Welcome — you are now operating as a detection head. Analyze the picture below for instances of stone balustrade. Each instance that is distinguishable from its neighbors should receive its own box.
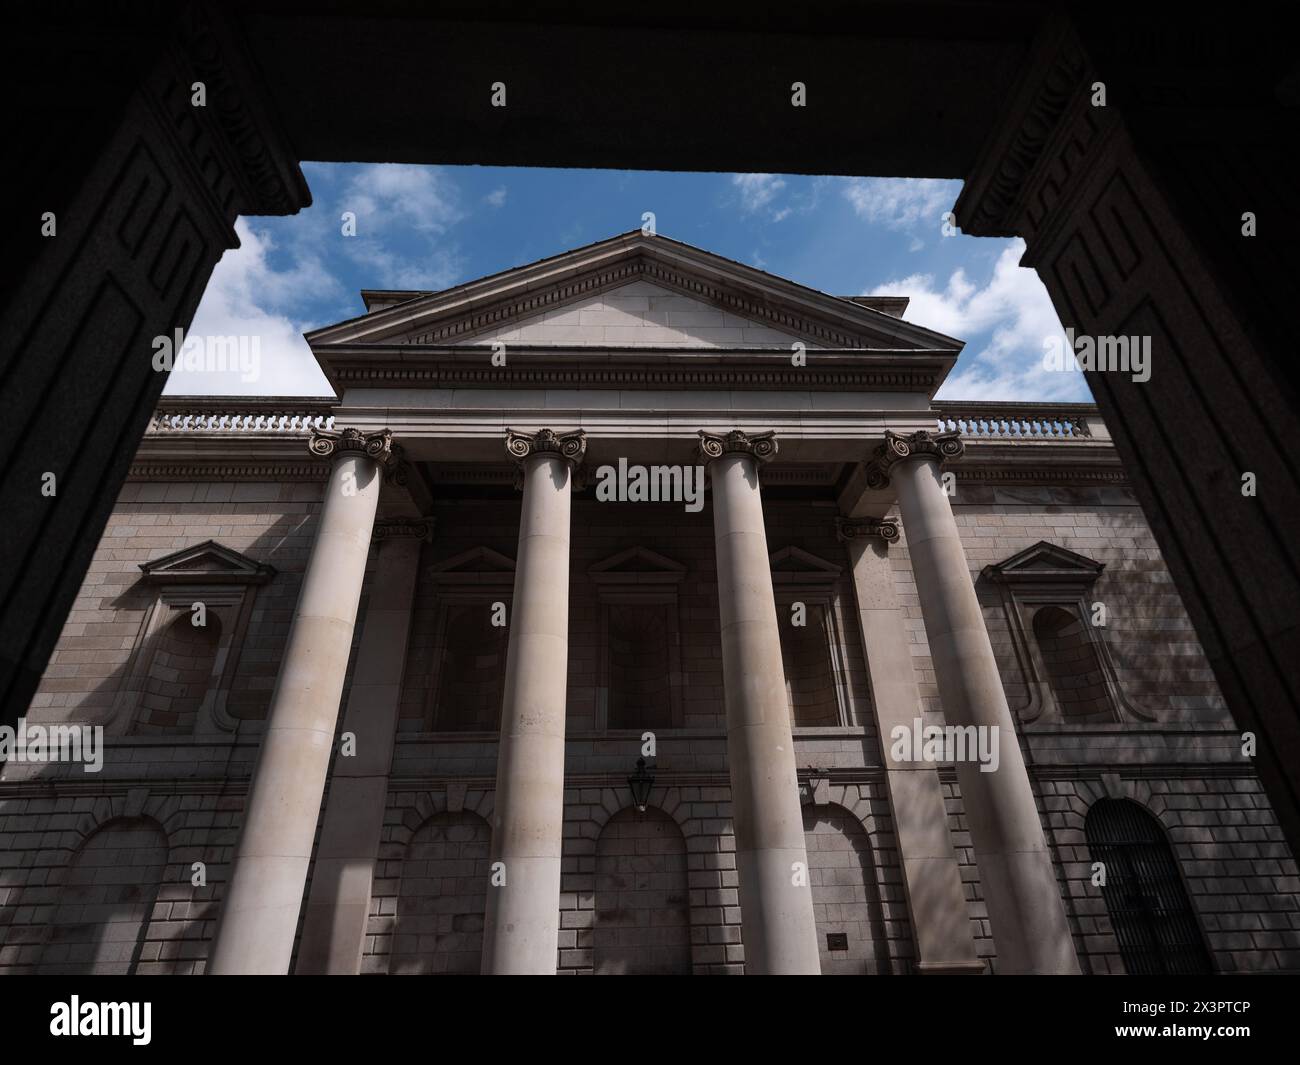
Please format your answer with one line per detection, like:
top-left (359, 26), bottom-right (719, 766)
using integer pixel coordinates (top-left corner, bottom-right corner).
top-left (933, 401), bottom-right (1104, 440)
top-left (148, 400), bottom-right (337, 434)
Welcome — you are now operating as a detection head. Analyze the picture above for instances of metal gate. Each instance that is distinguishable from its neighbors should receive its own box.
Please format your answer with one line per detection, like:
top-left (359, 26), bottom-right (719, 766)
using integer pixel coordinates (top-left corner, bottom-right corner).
top-left (1086, 799), bottom-right (1213, 975)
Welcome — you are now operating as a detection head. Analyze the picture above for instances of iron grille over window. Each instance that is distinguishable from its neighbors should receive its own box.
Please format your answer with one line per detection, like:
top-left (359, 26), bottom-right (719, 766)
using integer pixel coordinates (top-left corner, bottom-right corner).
top-left (1086, 799), bottom-right (1213, 975)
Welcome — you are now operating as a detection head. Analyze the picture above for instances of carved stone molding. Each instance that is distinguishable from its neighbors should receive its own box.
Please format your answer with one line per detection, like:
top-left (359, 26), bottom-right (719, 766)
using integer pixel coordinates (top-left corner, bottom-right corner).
top-left (697, 429), bottom-right (778, 464)
top-left (307, 427), bottom-right (396, 467)
top-left (504, 428), bottom-right (588, 490)
top-left (835, 516), bottom-right (900, 545)
top-left (171, 4), bottom-right (311, 217)
top-left (864, 429), bottom-right (964, 489)
top-left (373, 517), bottom-right (436, 544)
top-left (382, 443), bottom-right (412, 486)
top-left (330, 362), bottom-right (945, 394)
top-left (953, 18), bottom-right (1101, 242)
top-left (405, 257), bottom-right (882, 350)
top-left (504, 428), bottom-right (588, 465)
top-left (129, 462), bottom-right (331, 482)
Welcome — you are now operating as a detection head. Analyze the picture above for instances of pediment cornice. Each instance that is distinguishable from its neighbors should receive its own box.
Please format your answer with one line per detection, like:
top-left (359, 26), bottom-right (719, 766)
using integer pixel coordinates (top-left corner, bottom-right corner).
top-left (318, 347), bottom-right (953, 394)
top-left (307, 232), bottom-right (963, 354)
top-left (981, 540), bottom-right (1105, 585)
top-left (139, 540), bottom-right (276, 584)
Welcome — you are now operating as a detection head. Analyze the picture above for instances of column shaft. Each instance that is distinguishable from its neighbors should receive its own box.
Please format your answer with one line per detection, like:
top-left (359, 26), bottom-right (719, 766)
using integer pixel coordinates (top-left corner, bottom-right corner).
top-left (839, 522), bottom-right (983, 973)
top-left (208, 444), bottom-right (384, 975)
top-left (481, 446), bottom-right (576, 974)
top-left (707, 444), bottom-right (820, 975)
top-left (295, 530), bottom-right (424, 974)
top-left (890, 451), bottom-right (1078, 974)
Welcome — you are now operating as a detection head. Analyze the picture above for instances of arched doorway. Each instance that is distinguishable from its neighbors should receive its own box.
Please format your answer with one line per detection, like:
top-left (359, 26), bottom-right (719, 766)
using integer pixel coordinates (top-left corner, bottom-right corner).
top-left (803, 803), bottom-right (895, 974)
top-left (38, 818), bottom-right (168, 975)
top-left (1086, 798), bottom-right (1212, 974)
top-left (391, 811), bottom-right (492, 974)
top-left (594, 807), bottom-right (691, 974)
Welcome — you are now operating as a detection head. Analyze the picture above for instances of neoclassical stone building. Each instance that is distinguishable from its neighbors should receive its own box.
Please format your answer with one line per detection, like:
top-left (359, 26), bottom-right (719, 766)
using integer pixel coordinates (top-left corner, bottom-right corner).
top-left (3, 233), bottom-right (1297, 976)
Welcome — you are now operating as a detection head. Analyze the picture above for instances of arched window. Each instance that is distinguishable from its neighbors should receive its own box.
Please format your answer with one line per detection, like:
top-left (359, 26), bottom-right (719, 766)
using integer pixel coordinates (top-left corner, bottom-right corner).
top-left (981, 541), bottom-right (1148, 725)
top-left (1086, 799), bottom-right (1212, 974)
top-left (1032, 605), bottom-right (1112, 722)
top-left (136, 611), bottom-right (222, 734)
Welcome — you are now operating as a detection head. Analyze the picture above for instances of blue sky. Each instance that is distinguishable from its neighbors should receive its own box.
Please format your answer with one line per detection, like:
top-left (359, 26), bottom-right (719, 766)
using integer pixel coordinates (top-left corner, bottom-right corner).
top-left (169, 163), bottom-right (1086, 401)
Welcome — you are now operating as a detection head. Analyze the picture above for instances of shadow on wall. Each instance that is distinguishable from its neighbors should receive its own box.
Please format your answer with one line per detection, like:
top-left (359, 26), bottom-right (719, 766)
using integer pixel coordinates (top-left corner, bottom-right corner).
top-left (34, 817), bottom-right (168, 975)
top-left (594, 806), bottom-right (691, 976)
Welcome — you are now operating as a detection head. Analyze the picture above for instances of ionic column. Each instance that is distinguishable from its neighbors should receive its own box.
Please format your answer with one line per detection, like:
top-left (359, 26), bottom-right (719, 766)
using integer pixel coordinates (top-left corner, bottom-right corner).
top-left (866, 430), bottom-right (1078, 974)
top-left (295, 517), bottom-right (431, 974)
top-left (836, 516), bottom-right (984, 974)
top-left (698, 430), bottom-right (820, 975)
top-left (208, 427), bottom-right (392, 975)
top-left (481, 428), bottom-right (585, 975)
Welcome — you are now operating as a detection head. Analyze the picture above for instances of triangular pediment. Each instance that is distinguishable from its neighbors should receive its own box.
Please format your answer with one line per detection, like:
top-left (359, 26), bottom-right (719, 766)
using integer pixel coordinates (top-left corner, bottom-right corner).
top-left (982, 541), bottom-right (1105, 585)
top-left (428, 546), bottom-right (516, 585)
top-left (769, 546), bottom-right (842, 583)
top-left (454, 278), bottom-right (813, 348)
top-left (590, 546), bottom-right (687, 584)
top-left (307, 232), bottom-right (962, 353)
top-left (139, 541), bottom-right (275, 584)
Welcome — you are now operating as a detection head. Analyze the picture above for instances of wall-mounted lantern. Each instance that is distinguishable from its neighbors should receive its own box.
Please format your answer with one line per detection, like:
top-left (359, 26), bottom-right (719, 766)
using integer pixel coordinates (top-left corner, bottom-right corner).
top-left (627, 757), bottom-right (655, 813)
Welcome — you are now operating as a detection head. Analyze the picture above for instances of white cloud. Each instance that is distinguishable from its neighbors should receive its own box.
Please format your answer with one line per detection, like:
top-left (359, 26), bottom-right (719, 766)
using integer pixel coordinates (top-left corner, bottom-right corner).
top-left (339, 164), bottom-right (465, 288)
top-left (842, 177), bottom-right (959, 233)
top-left (345, 164), bottom-right (463, 234)
top-left (732, 173), bottom-right (786, 214)
top-left (163, 219), bottom-right (334, 397)
top-left (484, 186), bottom-right (508, 208)
top-left (869, 239), bottom-right (1089, 401)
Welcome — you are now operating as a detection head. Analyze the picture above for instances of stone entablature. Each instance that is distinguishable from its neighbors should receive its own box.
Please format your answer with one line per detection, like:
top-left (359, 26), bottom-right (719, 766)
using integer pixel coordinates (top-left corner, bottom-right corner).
top-left (134, 397), bottom-right (1127, 488)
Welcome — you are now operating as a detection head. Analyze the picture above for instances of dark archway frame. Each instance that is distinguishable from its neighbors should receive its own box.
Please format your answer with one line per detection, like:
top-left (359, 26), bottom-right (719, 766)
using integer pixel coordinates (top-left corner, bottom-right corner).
top-left (4, 3), bottom-right (1297, 858)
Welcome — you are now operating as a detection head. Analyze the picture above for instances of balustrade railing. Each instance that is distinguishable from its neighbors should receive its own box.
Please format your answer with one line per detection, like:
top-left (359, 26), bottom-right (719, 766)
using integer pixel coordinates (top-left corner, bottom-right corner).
top-left (148, 400), bottom-right (336, 434)
top-left (932, 402), bottom-right (1102, 440)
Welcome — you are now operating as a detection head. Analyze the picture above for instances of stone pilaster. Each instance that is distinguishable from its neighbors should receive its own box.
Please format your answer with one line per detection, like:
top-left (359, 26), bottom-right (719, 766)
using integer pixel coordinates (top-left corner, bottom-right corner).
top-left (207, 428), bottom-right (391, 975)
top-left (481, 428), bottom-right (585, 974)
top-left (836, 515), bottom-right (984, 973)
top-left (698, 429), bottom-right (821, 975)
top-left (866, 429), bottom-right (1078, 974)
